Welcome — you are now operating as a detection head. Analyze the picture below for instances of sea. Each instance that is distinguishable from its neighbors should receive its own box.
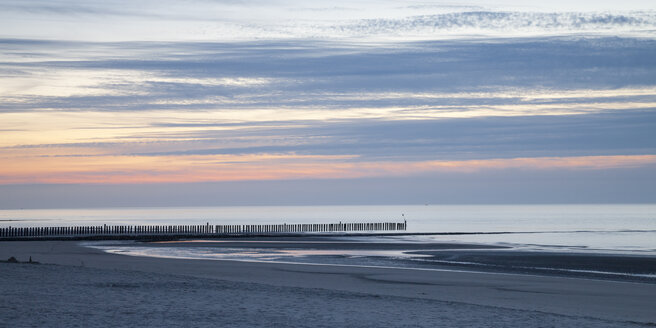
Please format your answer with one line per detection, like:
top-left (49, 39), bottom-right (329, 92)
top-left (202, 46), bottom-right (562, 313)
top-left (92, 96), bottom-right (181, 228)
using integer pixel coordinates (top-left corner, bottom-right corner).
top-left (2, 204), bottom-right (655, 255)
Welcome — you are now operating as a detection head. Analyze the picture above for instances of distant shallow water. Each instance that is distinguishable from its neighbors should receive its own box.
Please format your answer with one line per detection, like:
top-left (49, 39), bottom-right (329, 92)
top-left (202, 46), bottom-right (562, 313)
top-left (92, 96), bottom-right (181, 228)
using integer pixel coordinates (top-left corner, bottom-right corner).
top-left (3, 204), bottom-right (655, 254)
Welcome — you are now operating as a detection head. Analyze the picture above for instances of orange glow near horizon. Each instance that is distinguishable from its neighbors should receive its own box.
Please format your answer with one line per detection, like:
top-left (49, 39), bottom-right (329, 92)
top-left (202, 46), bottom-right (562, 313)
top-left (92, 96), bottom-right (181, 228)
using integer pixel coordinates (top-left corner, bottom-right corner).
top-left (1, 154), bottom-right (655, 184)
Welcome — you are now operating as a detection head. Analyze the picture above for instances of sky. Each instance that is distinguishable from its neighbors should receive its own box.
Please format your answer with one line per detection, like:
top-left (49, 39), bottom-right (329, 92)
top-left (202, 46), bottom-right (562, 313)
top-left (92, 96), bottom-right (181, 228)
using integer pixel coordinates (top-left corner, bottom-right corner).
top-left (1, 0), bottom-right (655, 208)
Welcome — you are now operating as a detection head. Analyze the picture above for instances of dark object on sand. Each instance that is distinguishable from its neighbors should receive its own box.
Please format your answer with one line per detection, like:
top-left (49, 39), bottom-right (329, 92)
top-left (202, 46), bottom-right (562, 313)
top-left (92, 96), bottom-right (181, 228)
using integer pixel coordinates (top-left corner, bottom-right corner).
top-left (3, 256), bottom-right (39, 264)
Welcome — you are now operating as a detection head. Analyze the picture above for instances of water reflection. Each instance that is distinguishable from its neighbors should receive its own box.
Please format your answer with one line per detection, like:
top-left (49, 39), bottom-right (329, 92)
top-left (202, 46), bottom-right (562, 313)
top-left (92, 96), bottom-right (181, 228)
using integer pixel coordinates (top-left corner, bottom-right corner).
top-left (94, 245), bottom-right (425, 262)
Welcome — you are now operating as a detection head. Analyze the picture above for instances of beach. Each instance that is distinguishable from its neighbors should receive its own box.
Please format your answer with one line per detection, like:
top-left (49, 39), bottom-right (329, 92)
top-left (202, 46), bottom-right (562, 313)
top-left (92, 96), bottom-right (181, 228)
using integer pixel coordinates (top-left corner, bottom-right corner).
top-left (1, 240), bottom-right (655, 327)
top-left (3, 0), bottom-right (656, 325)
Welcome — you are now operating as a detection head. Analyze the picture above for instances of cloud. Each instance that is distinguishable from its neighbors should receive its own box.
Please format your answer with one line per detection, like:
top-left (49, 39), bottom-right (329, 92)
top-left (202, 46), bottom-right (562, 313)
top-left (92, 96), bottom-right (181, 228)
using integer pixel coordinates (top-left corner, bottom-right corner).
top-left (335, 11), bottom-right (656, 37)
top-left (2, 37), bottom-right (656, 116)
top-left (1, 37), bottom-right (655, 188)
top-left (31, 110), bottom-right (641, 163)
top-left (2, 108), bottom-right (655, 184)
top-left (2, 0), bottom-right (656, 41)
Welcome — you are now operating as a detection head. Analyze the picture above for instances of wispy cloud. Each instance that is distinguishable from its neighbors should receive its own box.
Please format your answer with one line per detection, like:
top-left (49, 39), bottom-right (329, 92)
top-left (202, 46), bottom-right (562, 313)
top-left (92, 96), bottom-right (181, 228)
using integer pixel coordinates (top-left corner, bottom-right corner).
top-left (2, 1), bottom-right (656, 40)
top-left (2, 38), bottom-right (656, 113)
top-left (333, 11), bottom-right (656, 38)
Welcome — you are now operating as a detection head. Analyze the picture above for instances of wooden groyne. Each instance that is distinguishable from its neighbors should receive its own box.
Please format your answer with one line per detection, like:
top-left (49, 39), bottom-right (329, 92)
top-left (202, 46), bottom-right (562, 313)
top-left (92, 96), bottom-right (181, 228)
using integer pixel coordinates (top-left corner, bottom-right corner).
top-left (0, 221), bottom-right (406, 240)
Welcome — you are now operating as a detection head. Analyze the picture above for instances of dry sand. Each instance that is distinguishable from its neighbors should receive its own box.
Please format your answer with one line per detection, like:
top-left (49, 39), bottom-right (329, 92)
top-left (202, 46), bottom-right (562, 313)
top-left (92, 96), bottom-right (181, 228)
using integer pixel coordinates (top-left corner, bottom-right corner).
top-left (1, 241), bottom-right (655, 327)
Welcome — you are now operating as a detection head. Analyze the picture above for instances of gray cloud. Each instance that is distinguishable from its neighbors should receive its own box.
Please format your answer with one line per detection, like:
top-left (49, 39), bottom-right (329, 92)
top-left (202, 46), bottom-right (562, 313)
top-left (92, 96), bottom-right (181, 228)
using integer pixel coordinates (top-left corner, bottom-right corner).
top-left (116, 110), bottom-right (656, 161)
top-left (2, 37), bottom-right (656, 113)
top-left (6, 110), bottom-right (654, 162)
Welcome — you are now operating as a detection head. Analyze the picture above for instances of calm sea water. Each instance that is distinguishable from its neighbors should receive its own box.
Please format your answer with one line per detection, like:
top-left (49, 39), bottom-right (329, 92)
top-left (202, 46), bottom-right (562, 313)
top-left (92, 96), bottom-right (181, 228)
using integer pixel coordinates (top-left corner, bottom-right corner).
top-left (1, 204), bottom-right (655, 254)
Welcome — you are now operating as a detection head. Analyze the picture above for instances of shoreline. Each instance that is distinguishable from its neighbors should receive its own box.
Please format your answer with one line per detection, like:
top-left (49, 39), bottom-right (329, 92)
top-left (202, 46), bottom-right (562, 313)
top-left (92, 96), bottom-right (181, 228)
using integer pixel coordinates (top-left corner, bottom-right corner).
top-left (1, 240), bottom-right (655, 326)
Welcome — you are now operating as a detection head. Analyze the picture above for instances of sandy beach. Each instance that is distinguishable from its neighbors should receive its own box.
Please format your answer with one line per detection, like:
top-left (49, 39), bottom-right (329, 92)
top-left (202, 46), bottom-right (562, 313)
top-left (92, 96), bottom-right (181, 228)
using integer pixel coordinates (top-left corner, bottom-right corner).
top-left (1, 240), bottom-right (655, 327)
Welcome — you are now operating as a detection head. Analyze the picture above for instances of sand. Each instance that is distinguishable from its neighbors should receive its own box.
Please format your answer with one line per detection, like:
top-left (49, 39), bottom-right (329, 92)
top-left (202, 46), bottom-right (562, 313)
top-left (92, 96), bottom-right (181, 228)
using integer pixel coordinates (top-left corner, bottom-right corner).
top-left (1, 241), bottom-right (655, 327)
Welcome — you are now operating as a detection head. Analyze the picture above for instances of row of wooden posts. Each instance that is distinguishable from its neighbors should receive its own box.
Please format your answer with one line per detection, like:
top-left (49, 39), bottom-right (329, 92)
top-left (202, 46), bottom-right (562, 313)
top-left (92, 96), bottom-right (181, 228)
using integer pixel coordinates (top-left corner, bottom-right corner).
top-left (0, 221), bottom-right (407, 238)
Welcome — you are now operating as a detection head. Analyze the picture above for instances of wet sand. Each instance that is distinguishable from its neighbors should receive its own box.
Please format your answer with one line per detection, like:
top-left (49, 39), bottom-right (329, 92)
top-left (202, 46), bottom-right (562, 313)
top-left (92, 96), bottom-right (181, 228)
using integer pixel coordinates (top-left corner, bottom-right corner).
top-left (146, 238), bottom-right (510, 250)
top-left (1, 240), bottom-right (655, 327)
top-left (406, 250), bottom-right (656, 282)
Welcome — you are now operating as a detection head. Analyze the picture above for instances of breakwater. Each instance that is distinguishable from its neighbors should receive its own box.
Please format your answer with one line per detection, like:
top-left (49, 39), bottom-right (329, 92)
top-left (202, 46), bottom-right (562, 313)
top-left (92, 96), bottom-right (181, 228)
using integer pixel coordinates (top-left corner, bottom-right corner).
top-left (0, 221), bottom-right (407, 240)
